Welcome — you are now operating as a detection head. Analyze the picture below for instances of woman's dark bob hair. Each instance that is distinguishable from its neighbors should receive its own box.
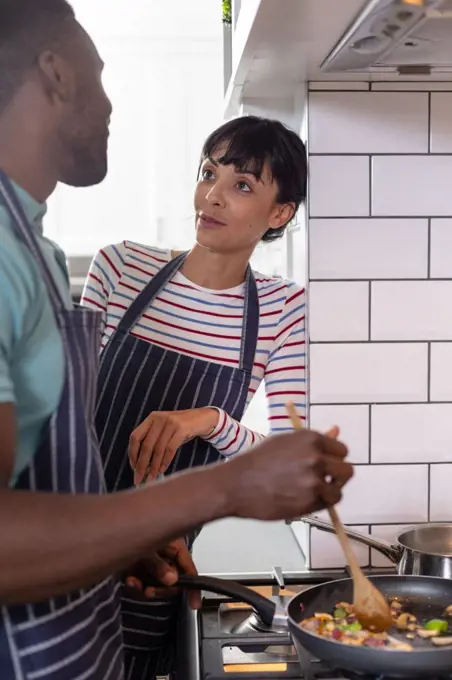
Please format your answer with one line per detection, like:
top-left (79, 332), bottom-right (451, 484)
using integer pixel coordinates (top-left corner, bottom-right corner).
top-left (200, 115), bottom-right (307, 243)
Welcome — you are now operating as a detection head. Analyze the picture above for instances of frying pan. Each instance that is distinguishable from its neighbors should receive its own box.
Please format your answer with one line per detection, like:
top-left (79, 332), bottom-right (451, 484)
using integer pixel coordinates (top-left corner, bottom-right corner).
top-left (287, 574), bottom-right (452, 677)
top-left (143, 573), bottom-right (452, 677)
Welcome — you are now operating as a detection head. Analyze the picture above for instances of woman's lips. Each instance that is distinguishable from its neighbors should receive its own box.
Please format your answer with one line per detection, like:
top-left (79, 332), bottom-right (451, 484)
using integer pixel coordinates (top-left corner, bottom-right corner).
top-left (199, 213), bottom-right (226, 228)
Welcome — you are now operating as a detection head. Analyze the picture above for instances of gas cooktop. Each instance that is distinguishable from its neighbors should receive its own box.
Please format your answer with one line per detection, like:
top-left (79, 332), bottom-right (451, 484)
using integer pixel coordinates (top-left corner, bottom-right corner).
top-left (176, 568), bottom-right (452, 680)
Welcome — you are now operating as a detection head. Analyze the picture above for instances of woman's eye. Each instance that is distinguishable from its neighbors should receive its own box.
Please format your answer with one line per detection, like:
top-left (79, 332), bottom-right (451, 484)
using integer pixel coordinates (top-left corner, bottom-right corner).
top-left (237, 180), bottom-right (251, 192)
top-left (202, 168), bottom-right (214, 180)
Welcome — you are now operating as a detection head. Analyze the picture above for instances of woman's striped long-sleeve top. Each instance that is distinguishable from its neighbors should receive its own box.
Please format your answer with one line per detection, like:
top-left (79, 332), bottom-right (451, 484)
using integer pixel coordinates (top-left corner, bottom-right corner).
top-left (81, 241), bottom-right (306, 456)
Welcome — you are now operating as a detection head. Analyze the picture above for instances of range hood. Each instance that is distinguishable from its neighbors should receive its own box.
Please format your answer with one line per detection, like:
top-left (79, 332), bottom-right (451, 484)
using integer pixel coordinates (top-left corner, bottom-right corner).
top-left (322, 0), bottom-right (452, 74)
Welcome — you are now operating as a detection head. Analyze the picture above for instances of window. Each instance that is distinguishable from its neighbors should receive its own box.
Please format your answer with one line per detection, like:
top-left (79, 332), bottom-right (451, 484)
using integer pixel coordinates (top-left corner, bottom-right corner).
top-left (45, 0), bottom-right (224, 255)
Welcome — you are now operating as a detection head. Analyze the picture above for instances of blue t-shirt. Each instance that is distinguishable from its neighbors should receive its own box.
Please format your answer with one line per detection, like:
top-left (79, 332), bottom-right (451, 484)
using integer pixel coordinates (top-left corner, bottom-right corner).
top-left (0, 181), bottom-right (72, 486)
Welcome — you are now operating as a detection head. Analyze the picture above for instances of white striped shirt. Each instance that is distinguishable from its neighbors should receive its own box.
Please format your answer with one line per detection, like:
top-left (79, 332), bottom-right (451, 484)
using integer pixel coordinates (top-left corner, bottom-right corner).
top-left (81, 242), bottom-right (306, 456)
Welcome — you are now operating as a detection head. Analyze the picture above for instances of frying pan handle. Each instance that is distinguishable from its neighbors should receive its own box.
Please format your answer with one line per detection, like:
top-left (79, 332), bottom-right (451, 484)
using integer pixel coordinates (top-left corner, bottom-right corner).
top-left (301, 515), bottom-right (401, 563)
top-left (131, 573), bottom-right (276, 627)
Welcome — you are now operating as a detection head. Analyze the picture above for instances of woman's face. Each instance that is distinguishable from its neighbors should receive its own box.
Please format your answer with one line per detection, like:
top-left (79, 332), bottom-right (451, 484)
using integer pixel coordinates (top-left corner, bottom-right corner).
top-left (193, 150), bottom-right (294, 255)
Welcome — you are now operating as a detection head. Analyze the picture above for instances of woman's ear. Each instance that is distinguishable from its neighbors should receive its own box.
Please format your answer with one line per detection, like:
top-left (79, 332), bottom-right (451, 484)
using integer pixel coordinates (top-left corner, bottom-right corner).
top-left (268, 202), bottom-right (296, 230)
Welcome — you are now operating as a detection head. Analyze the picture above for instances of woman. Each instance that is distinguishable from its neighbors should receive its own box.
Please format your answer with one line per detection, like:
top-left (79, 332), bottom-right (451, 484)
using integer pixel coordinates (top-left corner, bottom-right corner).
top-left (82, 115), bottom-right (307, 679)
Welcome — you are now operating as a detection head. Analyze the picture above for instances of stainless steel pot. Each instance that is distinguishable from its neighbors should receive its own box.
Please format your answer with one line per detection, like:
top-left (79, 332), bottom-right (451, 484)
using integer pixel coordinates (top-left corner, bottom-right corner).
top-left (302, 515), bottom-right (452, 578)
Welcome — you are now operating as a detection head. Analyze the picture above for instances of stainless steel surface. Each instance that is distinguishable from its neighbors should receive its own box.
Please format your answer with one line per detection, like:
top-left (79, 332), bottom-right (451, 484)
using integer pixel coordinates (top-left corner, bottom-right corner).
top-left (272, 565), bottom-right (285, 589)
top-left (176, 595), bottom-right (200, 680)
top-left (399, 524), bottom-right (452, 556)
top-left (303, 515), bottom-right (452, 578)
top-left (230, 595), bottom-right (289, 635)
top-left (222, 642), bottom-right (296, 665)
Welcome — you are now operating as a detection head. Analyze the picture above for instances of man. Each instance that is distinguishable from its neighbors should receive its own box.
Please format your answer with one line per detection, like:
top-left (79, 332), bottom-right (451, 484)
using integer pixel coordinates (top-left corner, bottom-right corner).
top-left (0, 1), bottom-right (353, 678)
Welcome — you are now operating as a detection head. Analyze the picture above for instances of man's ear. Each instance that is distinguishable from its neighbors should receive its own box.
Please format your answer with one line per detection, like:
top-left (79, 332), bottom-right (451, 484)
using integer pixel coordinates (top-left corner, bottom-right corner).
top-left (37, 50), bottom-right (76, 103)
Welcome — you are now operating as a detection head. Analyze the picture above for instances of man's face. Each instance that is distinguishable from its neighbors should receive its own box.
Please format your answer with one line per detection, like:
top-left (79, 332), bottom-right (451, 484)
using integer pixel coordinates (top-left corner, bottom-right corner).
top-left (54, 24), bottom-right (112, 188)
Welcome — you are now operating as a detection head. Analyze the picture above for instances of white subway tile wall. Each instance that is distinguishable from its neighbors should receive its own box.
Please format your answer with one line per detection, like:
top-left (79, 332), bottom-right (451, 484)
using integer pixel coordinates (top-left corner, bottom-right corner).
top-left (430, 219), bottom-right (452, 278)
top-left (309, 282), bottom-right (369, 342)
top-left (310, 405), bottom-right (369, 465)
top-left (307, 83), bottom-right (452, 568)
top-left (309, 155), bottom-right (370, 217)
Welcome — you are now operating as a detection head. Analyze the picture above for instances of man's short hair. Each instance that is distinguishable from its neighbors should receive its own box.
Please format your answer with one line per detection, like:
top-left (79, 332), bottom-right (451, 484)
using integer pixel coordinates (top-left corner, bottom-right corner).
top-left (0, 0), bottom-right (75, 112)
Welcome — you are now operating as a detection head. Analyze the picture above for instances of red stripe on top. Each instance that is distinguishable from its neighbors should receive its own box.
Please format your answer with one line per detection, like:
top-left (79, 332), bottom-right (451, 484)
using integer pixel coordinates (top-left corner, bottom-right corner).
top-left (109, 301), bottom-right (128, 311)
top-left (158, 296), bottom-right (243, 319)
top-left (126, 243), bottom-right (168, 264)
top-left (88, 272), bottom-right (108, 297)
top-left (260, 308), bottom-right (283, 319)
top-left (129, 331), bottom-right (238, 363)
top-left (209, 410), bottom-right (228, 439)
top-left (283, 340), bottom-right (306, 349)
top-left (82, 297), bottom-right (106, 311)
top-left (259, 284), bottom-right (286, 300)
top-left (266, 390), bottom-right (306, 398)
top-left (127, 262), bottom-right (156, 277)
top-left (141, 312), bottom-right (243, 341)
top-left (100, 249), bottom-right (121, 279)
top-left (119, 281), bottom-right (141, 294)
top-left (286, 289), bottom-right (305, 305)
top-left (265, 364), bottom-right (305, 377)
top-left (221, 422), bottom-right (240, 452)
top-left (269, 414), bottom-right (306, 422)
top-left (275, 316), bottom-right (304, 341)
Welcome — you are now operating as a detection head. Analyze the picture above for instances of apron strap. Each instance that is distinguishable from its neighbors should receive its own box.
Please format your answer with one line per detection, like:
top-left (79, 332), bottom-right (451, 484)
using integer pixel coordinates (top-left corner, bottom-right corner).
top-left (0, 170), bottom-right (65, 311)
top-left (115, 251), bottom-right (259, 374)
top-left (240, 267), bottom-right (259, 374)
top-left (115, 251), bottom-right (189, 334)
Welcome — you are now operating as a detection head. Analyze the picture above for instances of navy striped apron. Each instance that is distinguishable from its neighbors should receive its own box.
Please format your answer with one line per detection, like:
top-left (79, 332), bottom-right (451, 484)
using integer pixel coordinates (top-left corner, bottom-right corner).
top-left (95, 253), bottom-right (259, 679)
top-left (0, 172), bottom-right (124, 680)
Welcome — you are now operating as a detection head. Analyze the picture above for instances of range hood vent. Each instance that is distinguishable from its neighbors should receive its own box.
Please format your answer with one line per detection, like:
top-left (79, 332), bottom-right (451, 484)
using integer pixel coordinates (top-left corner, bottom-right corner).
top-left (321, 0), bottom-right (452, 73)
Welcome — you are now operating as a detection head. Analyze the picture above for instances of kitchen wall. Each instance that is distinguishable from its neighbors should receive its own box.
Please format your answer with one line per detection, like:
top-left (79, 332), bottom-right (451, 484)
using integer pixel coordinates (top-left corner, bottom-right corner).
top-left (297, 80), bottom-right (452, 569)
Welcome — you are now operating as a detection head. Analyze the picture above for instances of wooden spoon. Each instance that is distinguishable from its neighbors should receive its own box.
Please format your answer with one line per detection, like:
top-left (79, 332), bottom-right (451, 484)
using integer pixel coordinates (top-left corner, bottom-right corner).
top-left (285, 402), bottom-right (392, 633)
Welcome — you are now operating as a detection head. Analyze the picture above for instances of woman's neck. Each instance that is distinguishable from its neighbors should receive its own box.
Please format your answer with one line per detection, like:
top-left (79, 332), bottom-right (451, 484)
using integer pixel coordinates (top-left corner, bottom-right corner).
top-left (180, 244), bottom-right (252, 290)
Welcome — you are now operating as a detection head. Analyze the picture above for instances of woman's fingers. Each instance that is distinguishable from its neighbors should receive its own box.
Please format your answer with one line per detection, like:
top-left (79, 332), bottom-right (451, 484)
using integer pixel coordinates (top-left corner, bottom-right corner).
top-left (147, 423), bottom-right (178, 479)
top-left (132, 418), bottom-right (165, 485)
top-left (128, 417), bottom-right (153, 468)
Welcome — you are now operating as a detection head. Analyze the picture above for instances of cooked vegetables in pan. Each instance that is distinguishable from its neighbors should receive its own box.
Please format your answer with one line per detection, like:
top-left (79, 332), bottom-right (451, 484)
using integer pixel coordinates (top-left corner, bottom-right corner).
top-left (300, 598), bottom-right (452, 650)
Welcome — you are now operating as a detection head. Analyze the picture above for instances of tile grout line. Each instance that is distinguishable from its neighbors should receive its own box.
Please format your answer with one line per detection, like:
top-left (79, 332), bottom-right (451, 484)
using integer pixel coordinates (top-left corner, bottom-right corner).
top-left (310, 277), bottom-right (452, 282)
top-left (311, 340), bottom-right (450, 344)
top-left (310, 215), bottom-right (452, 220)
top-left (312, 401), bottom-right (452, 406)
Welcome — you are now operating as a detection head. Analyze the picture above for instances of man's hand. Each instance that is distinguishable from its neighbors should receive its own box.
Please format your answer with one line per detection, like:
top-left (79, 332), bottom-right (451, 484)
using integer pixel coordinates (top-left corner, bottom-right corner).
top-left (129, 408), bottom-right (219, 485)
top-left (221, 429), bottom-right (353, 521)
top-left (124, 538), bottom-right (201, 609)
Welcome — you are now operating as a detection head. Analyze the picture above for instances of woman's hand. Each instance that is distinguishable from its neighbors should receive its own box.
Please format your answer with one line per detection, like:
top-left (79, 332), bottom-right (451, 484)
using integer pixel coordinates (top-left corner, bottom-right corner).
top-left (129, 408), bottom-right (219, 485)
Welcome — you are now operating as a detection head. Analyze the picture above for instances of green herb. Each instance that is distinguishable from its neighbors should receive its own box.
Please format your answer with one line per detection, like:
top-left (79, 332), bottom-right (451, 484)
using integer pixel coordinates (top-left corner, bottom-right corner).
top-left (222, 0), bottom-right (232, 24)
top-left (425, 619), bottom-right (448, 633)
top-left (345, 622), bottom-right (362, 632)
top-left (334, 608), bottom-right (347, 619)
top-left (339, 621), bottom-right (362, 632)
